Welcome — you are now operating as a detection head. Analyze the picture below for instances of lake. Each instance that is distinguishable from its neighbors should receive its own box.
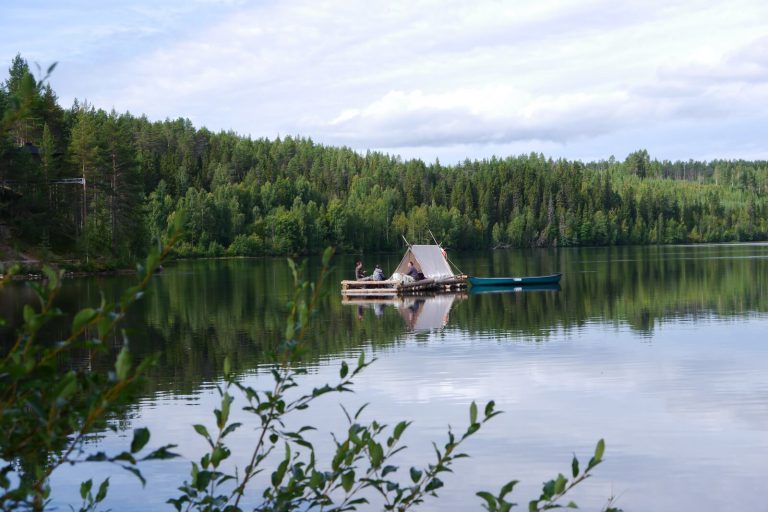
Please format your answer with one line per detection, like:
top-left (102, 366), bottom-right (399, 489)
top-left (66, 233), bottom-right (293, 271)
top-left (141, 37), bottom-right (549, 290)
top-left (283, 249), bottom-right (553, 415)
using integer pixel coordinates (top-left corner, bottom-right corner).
top-left (2, 243), bottom-right (768, 511)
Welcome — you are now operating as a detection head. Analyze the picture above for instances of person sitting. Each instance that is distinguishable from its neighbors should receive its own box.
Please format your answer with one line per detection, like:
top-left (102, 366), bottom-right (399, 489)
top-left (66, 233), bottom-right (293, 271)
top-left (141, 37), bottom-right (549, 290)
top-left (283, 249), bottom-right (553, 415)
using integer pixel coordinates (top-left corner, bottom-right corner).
top-left (372, 264), bottom-right (385, 281)
top-left (406, 261), bottom-right (422, 281)
top-left (355, 260), bottom-right (368, 280)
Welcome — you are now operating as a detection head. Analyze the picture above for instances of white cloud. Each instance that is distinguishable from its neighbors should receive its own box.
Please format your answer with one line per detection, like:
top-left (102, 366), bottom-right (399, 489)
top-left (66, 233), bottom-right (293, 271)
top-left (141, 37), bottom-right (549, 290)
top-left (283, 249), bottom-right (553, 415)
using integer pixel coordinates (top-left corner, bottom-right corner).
top-left (3, 0), bottom-right (768, 161)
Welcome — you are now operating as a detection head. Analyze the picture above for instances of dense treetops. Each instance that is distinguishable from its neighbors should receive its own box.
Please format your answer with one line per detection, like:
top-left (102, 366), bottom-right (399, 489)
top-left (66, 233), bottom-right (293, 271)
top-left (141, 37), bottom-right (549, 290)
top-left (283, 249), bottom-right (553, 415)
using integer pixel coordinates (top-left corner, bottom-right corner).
top-left (1, 55), bottom-right (767, 263)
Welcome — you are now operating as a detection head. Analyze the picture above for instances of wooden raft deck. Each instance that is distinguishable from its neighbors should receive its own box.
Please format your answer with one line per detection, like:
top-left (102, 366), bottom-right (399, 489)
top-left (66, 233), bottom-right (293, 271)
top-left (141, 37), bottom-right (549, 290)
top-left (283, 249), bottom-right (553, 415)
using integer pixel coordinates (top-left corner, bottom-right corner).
top-left (341, 276), bottom-right (467, 296)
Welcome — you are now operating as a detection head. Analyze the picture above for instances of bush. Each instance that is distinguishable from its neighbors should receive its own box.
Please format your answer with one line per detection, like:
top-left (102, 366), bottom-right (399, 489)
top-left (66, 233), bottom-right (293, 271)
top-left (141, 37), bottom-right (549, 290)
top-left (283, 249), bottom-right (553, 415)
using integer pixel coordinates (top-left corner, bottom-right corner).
top-left (226, 233), bottom-right (264, 256)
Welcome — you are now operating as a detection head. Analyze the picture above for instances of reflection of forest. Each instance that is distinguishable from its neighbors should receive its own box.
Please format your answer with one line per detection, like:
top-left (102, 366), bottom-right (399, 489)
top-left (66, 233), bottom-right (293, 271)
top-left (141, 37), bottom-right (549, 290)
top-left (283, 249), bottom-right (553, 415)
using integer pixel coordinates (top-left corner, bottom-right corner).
top-left (2, 245), bottom-right (767, 394)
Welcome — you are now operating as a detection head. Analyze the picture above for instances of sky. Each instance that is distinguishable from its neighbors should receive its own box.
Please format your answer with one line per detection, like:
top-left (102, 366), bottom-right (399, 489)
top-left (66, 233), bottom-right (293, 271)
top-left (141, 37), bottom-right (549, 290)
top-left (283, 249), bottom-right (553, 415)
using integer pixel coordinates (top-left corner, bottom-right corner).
top-left (2, 0), bottom-right (767, 164)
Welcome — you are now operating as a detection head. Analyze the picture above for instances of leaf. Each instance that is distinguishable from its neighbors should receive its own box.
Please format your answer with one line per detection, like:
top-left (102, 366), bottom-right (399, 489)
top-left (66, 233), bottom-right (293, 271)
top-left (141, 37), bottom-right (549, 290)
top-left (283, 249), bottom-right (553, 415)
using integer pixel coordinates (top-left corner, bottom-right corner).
top-left (340, 360), bottom-right (349, 379)
top-left (145, 251), bottom-right (159, 274)
top-left (571, 455), bottom-right (579, 478)
top-left (370, 442), bottom-right (384, 467)
top-left (341, 470), bottom-right (355, 492)
top-left (484, 400), bottom-right (496, 417)
top-left (477, 491), bottom-right (497, 511)
top-left (126, 285), bottom-right (147, 308)
top-left (211, 446), bottom-right (230, 467)
top-left (499, 479), bottom-right (519, 499)
top-left (71, 308), bottom-right (96, 334)
top-left (554, 473), bottom-right (567, 495)
top-left (97, 316), bottom-right (113, 339)
top-left (115, 346), bottom-right (132, 381)
top-left (410, 467), bottom-right (422, 483)
top-left (113, 451), bottom-right (137, 464)
top-left (218, 393), bottom-right (232, 429)
top-left (425, 477), bottom-right (444, 492)
top-left (23, 304), bottom-right (34, 325)
top-left (463, 422), bottom-right (481, 439)
top-left (286, 258), bottom-right (298, 283)
top-left (594, 438), bottom-right (605, 463)
top-left (285, 320), bottom-right (295, 341)
top-left (309, 470), bottom-right (324, 488)
top-left (355, 403), bottom-right (369, 420)
top-left (130, 427), bottom-right (150, 453)
top-left (42, 266), bottom-right (60, 292)
top-left (588, 439), bottom-right (605, 470)
top-left (393, 420), bottom-right (409, 440)
top-left (173, 208), bottom-right (186, 233)
top-left (322, 246), bottom-right (334, 268)
top-left (194, 469), bottom-right (213, 491)
top-left (382, 465), bottom-right (398, 477)
top-left (221, 422), bottom-right (242, 438)
top-left (470, 401), bottom-right (478, 425)
top-left (121, 465), bottom-right (146, 487)
top-left (80, 479), bottom-right (93, 500)
top-left (55, 372), bottom-right (77, 401)
top-left (142, 445), bottom-right (179, 460)
top-left (541, 479), bottom-right (555, 499)
top-left (271, 459), bottom-right (289, 487)
top-left (95, 478), bottom-right (110, 503)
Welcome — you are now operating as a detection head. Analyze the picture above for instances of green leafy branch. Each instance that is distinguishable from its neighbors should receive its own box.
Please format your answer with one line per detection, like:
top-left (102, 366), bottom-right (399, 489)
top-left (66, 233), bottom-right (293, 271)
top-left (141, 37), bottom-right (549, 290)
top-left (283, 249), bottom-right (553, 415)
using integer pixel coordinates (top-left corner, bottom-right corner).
top-left (476, 439), bottom-right (622, 512)
top-left (0, 213), bottom-right (185, 511)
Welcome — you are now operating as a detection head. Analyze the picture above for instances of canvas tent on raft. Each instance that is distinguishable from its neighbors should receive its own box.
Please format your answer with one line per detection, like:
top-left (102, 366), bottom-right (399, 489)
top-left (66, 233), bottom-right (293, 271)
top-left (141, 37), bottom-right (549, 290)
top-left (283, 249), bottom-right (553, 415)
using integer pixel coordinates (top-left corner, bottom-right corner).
top-left (391, 245), bottom-right (455, 280)
top-left (340, 244), bottom-right (466, 296)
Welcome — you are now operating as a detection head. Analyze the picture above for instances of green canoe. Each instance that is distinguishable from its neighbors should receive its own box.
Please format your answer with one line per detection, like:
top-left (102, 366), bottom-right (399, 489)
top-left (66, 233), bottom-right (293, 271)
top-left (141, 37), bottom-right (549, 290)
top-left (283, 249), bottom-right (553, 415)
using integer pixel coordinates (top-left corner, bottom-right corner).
top-left (468, 273), bottom-right (562, 287)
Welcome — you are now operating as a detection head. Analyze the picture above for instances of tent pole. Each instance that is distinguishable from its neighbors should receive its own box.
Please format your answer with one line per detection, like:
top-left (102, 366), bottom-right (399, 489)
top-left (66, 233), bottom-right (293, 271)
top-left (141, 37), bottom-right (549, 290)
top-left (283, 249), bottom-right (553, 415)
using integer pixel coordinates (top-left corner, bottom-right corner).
top-left (401, 235), bottom-right (411, 247)
top-left (446, 254), bottom-right (465, 277)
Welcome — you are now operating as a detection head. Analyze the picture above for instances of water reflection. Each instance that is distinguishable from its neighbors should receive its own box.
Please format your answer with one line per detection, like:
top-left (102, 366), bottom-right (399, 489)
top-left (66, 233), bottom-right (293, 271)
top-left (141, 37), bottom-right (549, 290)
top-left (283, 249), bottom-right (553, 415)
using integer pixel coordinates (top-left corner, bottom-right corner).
top-left (343, 293), bottom-right (466, 331)
top-left (2, 244), bottom-right (768, 511)
top-left (469, 283), bottom-right (561, 295)
top-left (2, 244), bottom-right (767, 384)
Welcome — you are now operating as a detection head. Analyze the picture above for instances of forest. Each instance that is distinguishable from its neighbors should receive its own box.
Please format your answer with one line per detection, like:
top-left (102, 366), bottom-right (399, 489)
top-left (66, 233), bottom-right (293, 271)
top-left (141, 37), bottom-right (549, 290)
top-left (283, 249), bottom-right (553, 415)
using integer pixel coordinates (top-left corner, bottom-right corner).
top-left (2, 55), bottom-right (767, 265)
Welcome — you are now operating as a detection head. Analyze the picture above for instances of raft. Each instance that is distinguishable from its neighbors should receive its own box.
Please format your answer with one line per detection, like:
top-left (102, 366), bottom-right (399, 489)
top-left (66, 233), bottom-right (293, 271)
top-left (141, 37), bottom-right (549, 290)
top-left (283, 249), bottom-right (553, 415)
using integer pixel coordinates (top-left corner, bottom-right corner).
top-left (341, 245), bottom-right (467, 296)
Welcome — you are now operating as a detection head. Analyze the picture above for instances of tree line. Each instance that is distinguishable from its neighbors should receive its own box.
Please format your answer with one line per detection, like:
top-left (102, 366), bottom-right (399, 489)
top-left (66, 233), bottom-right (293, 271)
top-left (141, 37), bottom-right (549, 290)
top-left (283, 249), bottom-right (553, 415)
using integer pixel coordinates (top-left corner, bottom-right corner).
top-left (1, 55), bottom-right (767, 264)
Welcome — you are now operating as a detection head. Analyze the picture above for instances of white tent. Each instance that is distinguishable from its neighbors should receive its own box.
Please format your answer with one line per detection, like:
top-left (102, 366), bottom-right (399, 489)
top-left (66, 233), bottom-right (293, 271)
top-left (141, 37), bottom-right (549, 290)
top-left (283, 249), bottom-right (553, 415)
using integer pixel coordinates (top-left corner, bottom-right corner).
top-left (391, 245), bottom-right (454, 280)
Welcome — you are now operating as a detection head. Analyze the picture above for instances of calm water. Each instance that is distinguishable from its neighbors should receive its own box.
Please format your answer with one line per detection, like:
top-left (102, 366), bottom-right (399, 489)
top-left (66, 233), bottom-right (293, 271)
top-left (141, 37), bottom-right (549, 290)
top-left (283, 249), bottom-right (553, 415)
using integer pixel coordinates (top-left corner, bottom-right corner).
top-left (3, 244), bottom-right (768, 511)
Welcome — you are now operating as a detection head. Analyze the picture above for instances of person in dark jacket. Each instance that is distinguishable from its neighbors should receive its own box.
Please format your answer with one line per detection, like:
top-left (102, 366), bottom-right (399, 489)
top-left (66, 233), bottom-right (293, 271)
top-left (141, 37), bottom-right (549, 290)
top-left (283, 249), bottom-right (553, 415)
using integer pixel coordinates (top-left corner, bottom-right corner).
top-left (372, 264), bottom-right (385, 281)
top-left (406, 261), bottom-right (422, 280)
top-left (355, 260), bottom-right (369, 280)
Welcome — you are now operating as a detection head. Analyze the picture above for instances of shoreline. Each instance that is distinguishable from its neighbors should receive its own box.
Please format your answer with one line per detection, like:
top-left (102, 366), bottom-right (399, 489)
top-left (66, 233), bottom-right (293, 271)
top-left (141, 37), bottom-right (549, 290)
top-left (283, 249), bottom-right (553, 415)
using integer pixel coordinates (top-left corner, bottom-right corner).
top-left (1, 266), bottom-right (139, 281)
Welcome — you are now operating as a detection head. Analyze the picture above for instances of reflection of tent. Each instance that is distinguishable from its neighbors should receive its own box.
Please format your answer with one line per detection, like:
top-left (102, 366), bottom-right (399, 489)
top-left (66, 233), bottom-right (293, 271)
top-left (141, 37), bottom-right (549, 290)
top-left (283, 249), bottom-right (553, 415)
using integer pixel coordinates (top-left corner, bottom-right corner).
top-left (341, 293), bottom-right (465, 331)
top-left (398, 294), bottom-right (458, 331)
top-left (391, 245), bottom-right (454, 280)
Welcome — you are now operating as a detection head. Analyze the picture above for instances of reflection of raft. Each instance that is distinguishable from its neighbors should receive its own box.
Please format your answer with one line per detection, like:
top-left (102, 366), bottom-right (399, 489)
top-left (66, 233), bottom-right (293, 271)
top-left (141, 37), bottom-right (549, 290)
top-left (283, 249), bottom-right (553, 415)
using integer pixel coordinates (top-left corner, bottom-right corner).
top-left (342, 293), bottom-right (466, 331)
top-left (341, 245), bottom-right (467, 296)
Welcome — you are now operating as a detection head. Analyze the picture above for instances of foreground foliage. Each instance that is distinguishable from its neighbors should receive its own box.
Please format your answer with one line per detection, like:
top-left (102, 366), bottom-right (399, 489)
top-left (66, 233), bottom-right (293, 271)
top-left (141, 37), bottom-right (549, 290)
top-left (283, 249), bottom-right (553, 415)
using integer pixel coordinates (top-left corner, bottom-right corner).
top-left (0, 218), bottom-right (183, 511)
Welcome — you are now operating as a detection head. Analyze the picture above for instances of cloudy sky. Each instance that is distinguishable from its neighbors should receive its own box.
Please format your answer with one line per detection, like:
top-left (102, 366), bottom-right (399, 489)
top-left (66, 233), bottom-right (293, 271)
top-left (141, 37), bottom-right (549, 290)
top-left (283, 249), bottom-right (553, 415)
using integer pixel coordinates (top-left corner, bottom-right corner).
top-left (2, 0), bottom-right (767, 163)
